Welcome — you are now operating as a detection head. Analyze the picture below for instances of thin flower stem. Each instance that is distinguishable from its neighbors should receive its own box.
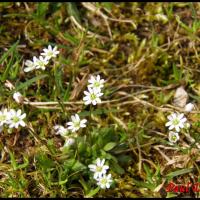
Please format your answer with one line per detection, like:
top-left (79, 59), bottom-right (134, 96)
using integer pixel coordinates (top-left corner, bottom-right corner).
top-left (89, 104), bottom-right (93, 121)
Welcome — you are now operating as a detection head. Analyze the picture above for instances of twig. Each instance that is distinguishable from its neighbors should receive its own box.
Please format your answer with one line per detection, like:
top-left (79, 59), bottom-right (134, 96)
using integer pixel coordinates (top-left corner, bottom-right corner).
top-left (153, 146), bottom-right (171, 163)
top-left (22, 96), bottom-right (200, 114)
top-left (81, 3), bottom-right (137, 31)
top-left (70, 15), bottom-right (108, 40)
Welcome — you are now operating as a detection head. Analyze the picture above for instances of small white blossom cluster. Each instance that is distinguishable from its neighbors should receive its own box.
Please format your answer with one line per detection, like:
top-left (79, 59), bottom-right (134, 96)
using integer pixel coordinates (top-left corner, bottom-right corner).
top-left (165, 112), bottom-right (189, 144)
top-left (54, 114), bottom-right (87, 149)
top-left (24, 45), bottom-right (59, 72)
top-left (54, 124), bottom-right (75, 149)
top-left (54, 75), bottom-right (105, 150)
top-left (83, 75), bottom-right (105, 105)
top-left (88, 158), bottom-right (113, 189)
top-left (0, 108), bottom-right (26, 132)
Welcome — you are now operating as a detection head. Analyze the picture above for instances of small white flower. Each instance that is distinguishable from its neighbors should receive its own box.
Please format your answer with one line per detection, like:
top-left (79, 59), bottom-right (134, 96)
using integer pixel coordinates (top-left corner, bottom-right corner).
top-left (184, 122), bottom-right (191, 129)
top-left (24, 59), bottom-right (36, 72)
top-left (88, 75), bottom-right (105, 92)
top-left (0, 108), bottom-right (11, 126)
top-left (41, 45), bottom-right (60, 60)
top-left (33, 56), bottom-right (49, 70)
top-left (165, 112), bottom-right (187, 132)
top-left (83, 87), bottom-right (103, 105)
top-left (168, 131), bottom-right (180, 144)
top-left (96, 174), bottom-right (113, 189)
top-left (8, 109), bottom-right (26, 129)
top-left (63, 137), bottom-right (75, 148)
top-left (54, 125), bottom-right (69, 137)
top-left (13, 92), bottom-right (23, 104)
top-left (66, 114), bottom-right (87, 133)
top-left (88, 158), bottom-right (109, 180)
top-left (184, 103), bottom-right (194, 112)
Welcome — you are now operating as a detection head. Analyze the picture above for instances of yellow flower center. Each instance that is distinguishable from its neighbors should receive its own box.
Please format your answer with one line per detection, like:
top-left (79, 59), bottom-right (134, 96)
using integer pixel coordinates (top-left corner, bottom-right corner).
top-left (172, 119), bottom-right (179, 125)
top-left (100, 178), bottom-right (107, 185)
top-left (0, 115), bottom-right (6, 121)
top-left (47, 52), bottom-right (53, 56)
top-left (91, 93), bottom-right (97, 100)
top-left (96, 166), bottom-right (102, 172)
top-left (74, 121), bottom-right (80, 128)
top-left (94, 82), bottom-right (100, 87)
top-left (12, 116), bottom-right (20, 123)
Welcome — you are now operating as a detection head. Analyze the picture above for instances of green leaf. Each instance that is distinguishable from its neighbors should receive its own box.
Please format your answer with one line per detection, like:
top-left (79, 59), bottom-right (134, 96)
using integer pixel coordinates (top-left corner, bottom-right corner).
top-left (64, 158), bottom-right (86, 172)
top-left (79, 178), bottom-right (89, 194)
top-left (36, 153), bottom-right (55, 170)
top-left (16, 156), bottom-right (29, 170)
top-left (176, 15), bottom-right (193, 33)
top-left (166, 192), bottom-right (178, 198)
top-left (86, 187), bottom-right (100, 198)
top-left (143, 163), bottom-right (154, 184)
top-left (0, 41), bottom-right (19, 82)
top-left (101, 2), bottom-right (114, 10)
top-left (51, 177), bottom-right (68, 186)
top-left (173, 63), bottom-right (182, 81)
top-left (189, 93), bottom-right (200, 102)
top-left (67, 3), bottom-right (81, 24)
top-left (132, 178), bottom-right (156, 190)
top-left (117, 155), bottom-right (133, 165)
top-left (166, 168), bottom-right (193, 179)
top-left (0, 40), bottom-right (18, 65)
top-left (8, 150), bottom-right (17, 170)
top-left (111, 161), bottom-right (125, 175)
top-left (63, 74), bottom-right (72, 101)
top-left (103, 142), bottom-right (117, 151)
top-left (72, 160), bottom-right (86, 171)
top-left (15, 74), bottom-right (48, 91)
top-left (36, 3), bottom-right (49, 19)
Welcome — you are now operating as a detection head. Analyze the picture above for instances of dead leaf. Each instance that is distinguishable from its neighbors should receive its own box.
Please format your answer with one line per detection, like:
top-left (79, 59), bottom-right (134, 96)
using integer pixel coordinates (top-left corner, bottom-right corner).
top-left (173, 86), bottom-right (188, 108)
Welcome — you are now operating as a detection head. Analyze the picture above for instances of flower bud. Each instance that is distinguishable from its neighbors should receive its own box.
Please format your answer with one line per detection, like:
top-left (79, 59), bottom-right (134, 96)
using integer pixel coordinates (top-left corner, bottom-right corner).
top-left (13, 92), bottom-right (24, 104)
top-left (184, 103), bottom-right (194, 112)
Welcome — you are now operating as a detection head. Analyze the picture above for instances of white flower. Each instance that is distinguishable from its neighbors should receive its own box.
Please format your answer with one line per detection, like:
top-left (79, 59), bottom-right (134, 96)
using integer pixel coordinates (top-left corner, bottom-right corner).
top-left (63, 137), bottom-right (75, 148)
top-left (88, 158), bottom-right (109, 180)
top-left (184, 122), bottom-right (191, 129)
top-left (83, 87), bottom-right (103, 105)
top-left (54, 125), bottom-right (69, 137)
top-left (168, 131), bottom-right (180, 144)
top-left (8, 109), bottom-right (26, 129)
top-left (41, 45), bottom-right (60, 60)
top-left (24, 59), bottom-right (36, 72)
top-left (66, 114), bottom-right (87, 133)
top-left (96, 174), bottom-right (113, 189)
top-left (33, 56), bottom-right (49, 70)
top-left (88, 75), bottom-right (105, 92)
top-left (165, 112), bottom-right (187, 132)
top-left (0, 108), bottom-right (11, 126)
top-left (184, 103), bottom-right (194, 112)
top-left (13, 92), bottom-right (23, 104)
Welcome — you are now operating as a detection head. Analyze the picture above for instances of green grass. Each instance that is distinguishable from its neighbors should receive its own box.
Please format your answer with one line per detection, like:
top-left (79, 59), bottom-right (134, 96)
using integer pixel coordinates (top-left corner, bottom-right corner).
top-left (0, 2), bottom-right (200, 198)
